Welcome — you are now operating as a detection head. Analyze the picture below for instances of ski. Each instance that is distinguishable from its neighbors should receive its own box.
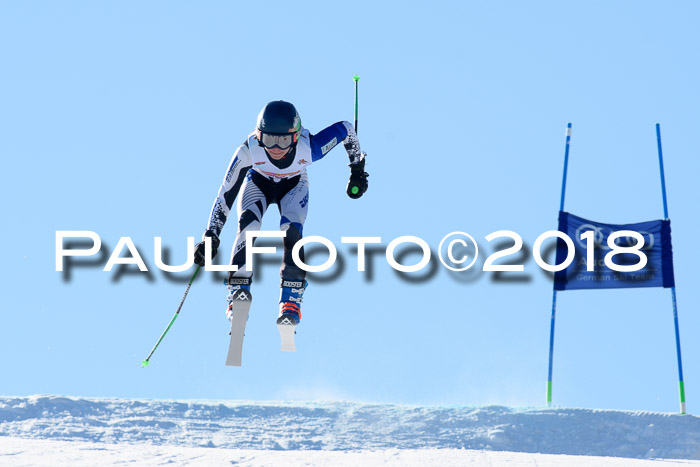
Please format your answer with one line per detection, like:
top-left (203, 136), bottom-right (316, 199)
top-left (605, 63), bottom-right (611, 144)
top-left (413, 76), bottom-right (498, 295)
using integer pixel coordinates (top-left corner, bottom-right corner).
top-left (225, 288), bottom-right (252, 366)
top-left (277, 323), bottom-right (297, 352)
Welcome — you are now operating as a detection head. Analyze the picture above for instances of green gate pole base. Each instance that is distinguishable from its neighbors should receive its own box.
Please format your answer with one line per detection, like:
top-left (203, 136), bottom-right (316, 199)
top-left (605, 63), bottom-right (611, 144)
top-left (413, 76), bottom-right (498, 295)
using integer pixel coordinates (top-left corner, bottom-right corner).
top-left (679, 381), bottom-right (686, 414)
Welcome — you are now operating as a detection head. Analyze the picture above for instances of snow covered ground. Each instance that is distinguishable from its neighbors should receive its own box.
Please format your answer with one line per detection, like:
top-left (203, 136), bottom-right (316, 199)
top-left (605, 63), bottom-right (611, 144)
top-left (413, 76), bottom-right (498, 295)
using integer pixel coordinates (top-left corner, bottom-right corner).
top-left (3, 437), bottom-right (700, 467)
top-left (1, 395), bottom-right (699, 466)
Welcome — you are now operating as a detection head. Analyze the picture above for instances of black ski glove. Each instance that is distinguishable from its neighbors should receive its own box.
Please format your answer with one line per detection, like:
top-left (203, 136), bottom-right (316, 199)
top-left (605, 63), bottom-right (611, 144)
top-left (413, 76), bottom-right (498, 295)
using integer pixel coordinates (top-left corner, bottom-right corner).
top-left (346, 153), bottom-right (369, 199)
top-left (193, 230), bottom-right (220, 267)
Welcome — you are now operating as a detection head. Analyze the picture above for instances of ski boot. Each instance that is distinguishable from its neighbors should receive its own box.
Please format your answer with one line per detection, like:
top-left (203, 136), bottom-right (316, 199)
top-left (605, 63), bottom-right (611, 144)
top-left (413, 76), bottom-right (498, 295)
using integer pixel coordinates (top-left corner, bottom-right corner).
top-left (225, 277), bottom-right (252, 323)
top-left (276, 279), bottom-right (307, 352)
top-left (276, 279), bottom-right (306, 326)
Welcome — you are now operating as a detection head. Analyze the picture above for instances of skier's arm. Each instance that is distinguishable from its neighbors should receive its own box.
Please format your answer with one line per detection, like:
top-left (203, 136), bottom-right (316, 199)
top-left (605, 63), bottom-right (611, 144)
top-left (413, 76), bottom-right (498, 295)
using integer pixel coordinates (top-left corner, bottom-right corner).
top-left (310, 121), bottom-right (368, 198)
top-left (309, 121), bottom-right (363, 163)
top-left (193, 143), bottom-right (252, 267)
top-left (206, 143), bottom-right (253, 237)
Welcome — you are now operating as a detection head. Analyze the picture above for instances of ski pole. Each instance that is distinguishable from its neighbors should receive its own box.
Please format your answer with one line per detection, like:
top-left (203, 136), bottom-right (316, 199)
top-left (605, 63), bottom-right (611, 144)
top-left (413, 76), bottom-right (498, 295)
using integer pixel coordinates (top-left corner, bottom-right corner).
top-left (141, 266), bottom-right (200, 367)
top-left (348, 74), bottom-right (364, 197)
top-left (353, 74), bottom-right (360, 133)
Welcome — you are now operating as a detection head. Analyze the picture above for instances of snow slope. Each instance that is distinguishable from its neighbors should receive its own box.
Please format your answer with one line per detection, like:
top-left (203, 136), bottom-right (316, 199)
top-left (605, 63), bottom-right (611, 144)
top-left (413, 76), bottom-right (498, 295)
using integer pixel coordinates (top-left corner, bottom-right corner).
top-left (3, 438), bottom-right (700, 467)
top-left (1, 395), bottom-right (699, 465)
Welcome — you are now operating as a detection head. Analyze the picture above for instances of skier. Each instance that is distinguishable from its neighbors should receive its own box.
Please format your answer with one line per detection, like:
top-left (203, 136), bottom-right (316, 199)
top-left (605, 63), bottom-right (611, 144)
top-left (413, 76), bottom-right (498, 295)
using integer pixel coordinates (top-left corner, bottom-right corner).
top-left (192, 100), bottom-right (368, 328)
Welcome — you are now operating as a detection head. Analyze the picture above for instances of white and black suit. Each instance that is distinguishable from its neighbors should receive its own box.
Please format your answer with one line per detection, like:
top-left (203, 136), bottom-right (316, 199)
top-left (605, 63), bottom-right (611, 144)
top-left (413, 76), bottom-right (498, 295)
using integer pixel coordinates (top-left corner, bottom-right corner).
top-left (204, 121), bottom-right (363, 284)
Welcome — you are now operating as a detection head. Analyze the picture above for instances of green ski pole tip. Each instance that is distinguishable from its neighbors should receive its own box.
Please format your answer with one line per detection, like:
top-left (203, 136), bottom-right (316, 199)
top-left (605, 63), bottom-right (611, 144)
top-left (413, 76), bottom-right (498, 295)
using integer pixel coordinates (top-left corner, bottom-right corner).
top-left (353, 75), bottom-right (360, 82)
top-left (351, 186), bottom-right (359, 194)
top-left (141, 360), bottom-right (150, 368)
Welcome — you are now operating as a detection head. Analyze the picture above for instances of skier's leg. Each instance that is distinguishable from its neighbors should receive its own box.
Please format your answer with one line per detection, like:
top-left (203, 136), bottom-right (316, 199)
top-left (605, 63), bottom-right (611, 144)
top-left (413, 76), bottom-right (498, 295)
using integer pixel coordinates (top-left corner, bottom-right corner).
top-left (229, 172), bottom-right (270, 280)
top-left (225, 173), bottom-right (270, 320)
top-left (276, 174), bottom-right (309, 325)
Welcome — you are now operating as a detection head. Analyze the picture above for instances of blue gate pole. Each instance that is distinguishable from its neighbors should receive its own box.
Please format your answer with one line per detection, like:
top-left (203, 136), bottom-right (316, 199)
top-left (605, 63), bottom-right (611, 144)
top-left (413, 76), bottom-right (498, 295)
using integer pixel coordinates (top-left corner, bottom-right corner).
top-left (547, 123), bottom-right (572, 406)
top-left (656, 123), bottom-right (686, 414)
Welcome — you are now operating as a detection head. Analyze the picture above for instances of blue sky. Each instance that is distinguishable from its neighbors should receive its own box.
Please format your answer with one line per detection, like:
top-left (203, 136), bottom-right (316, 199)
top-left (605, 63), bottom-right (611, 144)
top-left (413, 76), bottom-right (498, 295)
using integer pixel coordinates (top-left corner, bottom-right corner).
top-left (2, 1), bottom-right (699, 413)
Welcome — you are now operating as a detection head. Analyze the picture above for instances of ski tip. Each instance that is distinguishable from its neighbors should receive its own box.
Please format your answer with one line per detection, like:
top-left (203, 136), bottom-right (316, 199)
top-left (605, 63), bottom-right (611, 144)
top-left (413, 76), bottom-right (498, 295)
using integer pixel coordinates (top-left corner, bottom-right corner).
top-left (353, 74), bottom-right (360, 82)
top-left (141, 360), bottom-right (150, 368)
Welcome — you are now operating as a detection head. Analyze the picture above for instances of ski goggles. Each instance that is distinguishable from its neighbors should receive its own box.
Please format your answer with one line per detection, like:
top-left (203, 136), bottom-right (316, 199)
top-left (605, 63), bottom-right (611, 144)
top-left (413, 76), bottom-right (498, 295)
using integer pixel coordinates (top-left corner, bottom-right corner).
top-left (259, 131), bottom-right (299, 150)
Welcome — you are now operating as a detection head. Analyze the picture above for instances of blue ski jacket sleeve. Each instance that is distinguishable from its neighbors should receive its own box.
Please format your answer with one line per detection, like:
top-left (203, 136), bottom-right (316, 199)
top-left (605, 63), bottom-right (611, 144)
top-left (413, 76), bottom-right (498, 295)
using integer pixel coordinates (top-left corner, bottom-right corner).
top-left (310, 121), bottom-right (363, 164)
